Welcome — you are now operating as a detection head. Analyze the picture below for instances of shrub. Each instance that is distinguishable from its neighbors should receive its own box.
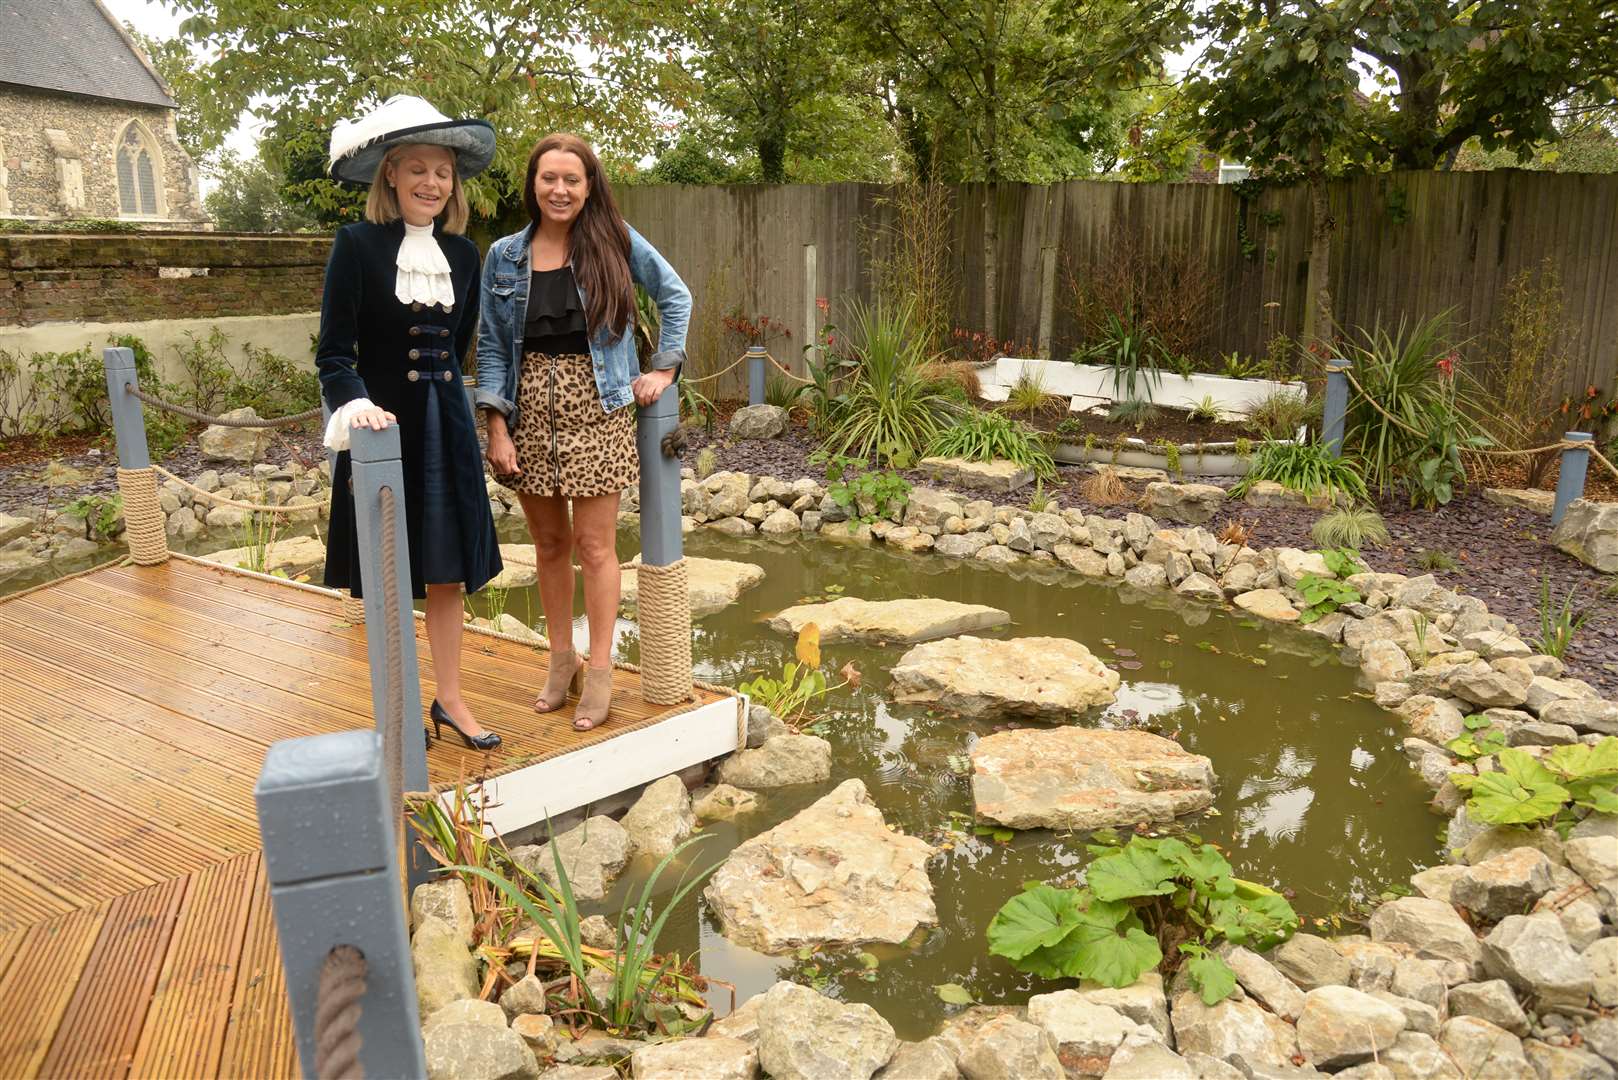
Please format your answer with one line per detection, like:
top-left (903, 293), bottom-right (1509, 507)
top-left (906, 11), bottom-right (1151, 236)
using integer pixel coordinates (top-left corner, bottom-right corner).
top-left (1337, 315), bottom-right (1492, 507)
top-left (815, 452), bottom-right (913, 525)
top-left (1188, 395), bottom-right (1221, 424)
top-left (1107, 398), bottom-right (1160, 433)
top-left (1067, 236), bottom-right (1214, 362)
top-left (1077, 311), bottom-right (1164, 403)
top-left (232, 343), bottom-right (321, 417)
top-left (1448, 739), bottom-right (1617, 832)
top-left (1247, 390), bottom-right (1317, 441)
top-left (927, 409), bottom-right (1056, 480)
top-left (172, 327), bottom-right (238, 414)
top-left (0, 348), bottom-right (49, 439)
top-left (822, 299), bottom-right (961, 467)
top-left (1232, 440), bottom-right (1369, 507)
top-left (1311, 506), bottom-right (1389, 550)
top-left (1001, 369), bottom-right (1058, 417)
top-left (1080, 466), bottom-right (1128, 506)
top-left (987, 834), bottom-right (1298, 1003)
top-left (1482, 260), bottom-right (1574, 486)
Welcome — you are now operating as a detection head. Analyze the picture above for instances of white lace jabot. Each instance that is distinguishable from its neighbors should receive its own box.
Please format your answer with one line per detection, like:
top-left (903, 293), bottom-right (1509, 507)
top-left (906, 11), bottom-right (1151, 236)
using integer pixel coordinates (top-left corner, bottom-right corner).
top-left (395, 221), bottom-right (455, 310)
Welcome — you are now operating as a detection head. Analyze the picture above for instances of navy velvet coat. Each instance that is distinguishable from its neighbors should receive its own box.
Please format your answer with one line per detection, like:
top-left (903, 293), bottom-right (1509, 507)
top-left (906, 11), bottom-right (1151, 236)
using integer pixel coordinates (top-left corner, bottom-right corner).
top-left (316, 219), bottom-right (501, 598)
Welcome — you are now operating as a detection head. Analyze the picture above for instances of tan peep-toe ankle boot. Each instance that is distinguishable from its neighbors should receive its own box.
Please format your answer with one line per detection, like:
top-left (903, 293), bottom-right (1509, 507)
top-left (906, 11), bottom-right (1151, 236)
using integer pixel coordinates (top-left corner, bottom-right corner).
top-left (573, 666), bottom-right (614, 732)
top-left (534, 648), bottom-right (584, 713)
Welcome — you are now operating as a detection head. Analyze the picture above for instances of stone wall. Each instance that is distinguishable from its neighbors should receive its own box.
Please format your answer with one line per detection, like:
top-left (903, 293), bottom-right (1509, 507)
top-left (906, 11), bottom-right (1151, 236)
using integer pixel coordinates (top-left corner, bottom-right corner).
top-left (0, 232), bottom-right (332, 326)
top-left (0, 85), bottom-right (206, 226)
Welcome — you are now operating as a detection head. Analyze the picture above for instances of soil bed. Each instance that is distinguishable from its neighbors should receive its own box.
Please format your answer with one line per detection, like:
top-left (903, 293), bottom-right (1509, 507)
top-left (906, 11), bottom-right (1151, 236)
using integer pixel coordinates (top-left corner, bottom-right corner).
top-left (1021, 404), bottom-right (1261, 446)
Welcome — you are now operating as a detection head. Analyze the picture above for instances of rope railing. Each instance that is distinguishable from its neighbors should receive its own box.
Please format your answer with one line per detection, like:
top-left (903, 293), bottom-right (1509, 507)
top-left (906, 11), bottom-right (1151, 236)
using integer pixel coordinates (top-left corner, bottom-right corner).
top-left (125, 382), bottom-right (323, 428)
top-left (150, 463), bottom-right (312, 515)
top-left (377, 486), bottom-right (405, 843)
top-left (682, 348), bottom-right (814, 386)
top-left (1335, 364), bottom-right (1618, 484)
top-left (314, 945), bottom-right (366, 1079)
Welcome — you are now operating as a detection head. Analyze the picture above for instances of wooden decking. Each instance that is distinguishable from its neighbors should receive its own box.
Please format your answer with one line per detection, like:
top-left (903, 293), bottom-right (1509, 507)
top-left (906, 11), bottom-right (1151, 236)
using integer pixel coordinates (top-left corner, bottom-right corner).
top-left (0, 555), bottom-right (736, 1078)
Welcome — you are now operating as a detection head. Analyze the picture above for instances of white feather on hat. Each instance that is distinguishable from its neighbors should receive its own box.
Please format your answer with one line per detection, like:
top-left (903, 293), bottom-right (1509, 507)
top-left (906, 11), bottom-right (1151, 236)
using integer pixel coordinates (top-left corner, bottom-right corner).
top-left (328, 95), bottom-right (496, 185)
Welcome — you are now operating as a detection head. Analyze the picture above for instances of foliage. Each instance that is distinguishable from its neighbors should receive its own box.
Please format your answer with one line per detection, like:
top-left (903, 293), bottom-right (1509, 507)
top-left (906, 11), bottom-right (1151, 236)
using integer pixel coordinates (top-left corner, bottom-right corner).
top-left (1338, 315), bottom-right (1493, 508)
top-left (233, 344), bottom-right (323, 418)
top-left (1219, 352), bottom-right (1262, 380)
top-left (926, 410), bottom-right (1056, 480)
top-left (763, 376), bottom-right (808, 411)
top-left (1151, 438), bottom-right (1182, 478)
top-left (1449, 740), bottom-right (1618, 833)
top-left (868, 183), bottom-right (958, 355)
top-left (1027, 479), bottom-right (1053, 514)
top-left (62, 493), bottom-right (124, 542)
top-left (0, 349), bottom-right (49, 440)
top-left (1077, 311), bottom-right (1164, 404)
top-left (1247, 390), bottom-right (1317, 442)
top-left (987, 835), bottom-right (1298, 1001)
top-left (1532, 575), bottom-right (1595, 660)
top-left (737, 623), bottom-right (858, 730)
top-left (1231, 440), bottom-right (1369, 506)
top-left (1482, 260), bottom-right (1576, 486)
top-left (1415, 548), bottom-right (1461, 573)
top-left (203, 150), bottom-right (319, 232)
top-left (1445, 712), bottom-right (1511, 762)
top-left (816, 452), bottom-right (914, 525)
top-left (822, 299), bottom-right (962, 466)
top-left (951, 327), bottom-right (1034, 366)
top-left (1107, 399), bottom-right (1160, 434)
top-left (1067, 236), bottom-right (1215, 364)
top-left (1188, 396), bottom-right (1222, 424)
top-left (1311, 507), bottom-right (1390, 550)
top-left (0, 218), bottom-right (141, 235)
top-left (31, 346), bottom-right (121, 433)
top-left (1002, 370), bottom-right (1057, 417)
top-left (1296, 569), bottom-right (1361, 624)
top-left (232, 493), bottom-right (282, 574)
top-left (1080, 466), bottom-right (1128, 506)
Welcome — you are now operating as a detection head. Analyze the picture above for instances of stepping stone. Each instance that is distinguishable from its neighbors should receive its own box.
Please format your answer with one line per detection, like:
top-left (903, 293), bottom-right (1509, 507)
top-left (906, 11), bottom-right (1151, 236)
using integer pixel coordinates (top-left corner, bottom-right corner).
top-left (972, 727), bottom-right (1215, 830)
top-left (767, 596), bottom-right (1009, 645)
top-left (200, 535), bottom-right (326, 578)
top-left (620, 555), bottom-right (766, 618)
top-left (890, 635), bottom-right (1120, 718)
top-left (487, 543), bottom-right (539, 589)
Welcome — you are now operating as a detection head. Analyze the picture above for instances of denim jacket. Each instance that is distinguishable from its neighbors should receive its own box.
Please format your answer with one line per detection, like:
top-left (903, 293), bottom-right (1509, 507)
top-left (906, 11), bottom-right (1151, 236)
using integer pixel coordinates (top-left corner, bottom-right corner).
top-left (474, 221), bottom-right (690, 423)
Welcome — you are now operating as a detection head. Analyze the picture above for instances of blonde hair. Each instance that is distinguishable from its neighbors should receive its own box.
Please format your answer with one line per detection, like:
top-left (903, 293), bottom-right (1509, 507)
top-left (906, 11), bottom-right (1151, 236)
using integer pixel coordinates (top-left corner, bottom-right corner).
top-left (365, 143), bottom-right (469, 234)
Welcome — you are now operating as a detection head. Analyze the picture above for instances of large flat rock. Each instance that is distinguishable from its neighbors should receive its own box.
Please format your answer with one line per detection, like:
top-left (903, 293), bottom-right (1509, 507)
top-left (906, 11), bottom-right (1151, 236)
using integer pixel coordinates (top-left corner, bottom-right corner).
top-left (621, 555), bottom-right (766, 618)
top-left (768, 596), bottom-right (1010, 645)
top-left (1551, 498), bottom-right (1618, 573)
top-left (487, 543), bottom-right (539, 590)
top-left (972, 727), bottom-right (1216, 830)
top-left (702, 779), bottom-right (936, 953)
top-left (890, 636), bottom-right (1120, 718)
top-left (919, 456), bottom-right (1034, 494)
top-left (200, 535), bottom-right (326, 578)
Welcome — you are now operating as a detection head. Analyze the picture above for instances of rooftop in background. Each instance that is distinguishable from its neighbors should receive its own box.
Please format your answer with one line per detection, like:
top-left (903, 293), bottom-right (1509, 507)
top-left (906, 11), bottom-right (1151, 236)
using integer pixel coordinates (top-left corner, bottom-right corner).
top-left (0, 0), bottom-right (174, 109)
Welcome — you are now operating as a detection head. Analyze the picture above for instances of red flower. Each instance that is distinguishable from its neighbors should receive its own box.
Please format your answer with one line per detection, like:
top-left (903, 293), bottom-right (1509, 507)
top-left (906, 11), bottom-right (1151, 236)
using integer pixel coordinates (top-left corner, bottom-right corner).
top-left (1436, 352), bottom-right (1455, 378)
top-left (816, 297), bottom-right (830, 316)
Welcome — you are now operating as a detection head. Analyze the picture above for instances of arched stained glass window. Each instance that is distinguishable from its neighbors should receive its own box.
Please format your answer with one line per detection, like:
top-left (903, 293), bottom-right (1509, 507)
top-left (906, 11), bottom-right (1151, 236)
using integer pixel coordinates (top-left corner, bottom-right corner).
top-left (116, 123), bottom-right (161, 217)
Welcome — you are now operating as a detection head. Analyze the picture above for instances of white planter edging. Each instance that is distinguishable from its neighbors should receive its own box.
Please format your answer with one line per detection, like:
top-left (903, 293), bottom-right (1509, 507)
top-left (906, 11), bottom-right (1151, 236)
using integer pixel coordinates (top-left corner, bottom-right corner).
top-left (984, 356), bottom-right (1304, 418)
top-left (1049, 431), bottom-right (1304, 477)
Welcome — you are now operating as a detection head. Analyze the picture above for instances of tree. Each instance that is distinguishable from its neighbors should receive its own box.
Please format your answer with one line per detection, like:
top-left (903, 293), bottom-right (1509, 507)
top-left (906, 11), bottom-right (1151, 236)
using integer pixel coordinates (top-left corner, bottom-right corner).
top-left (171, 0), bottom-right (683, 224)
top-left (848, 0), bottom-right (1186, 335)
top-left (203, 150), bottom-right (319, 232)
top-left (124, 26), bottom-right (234, 167)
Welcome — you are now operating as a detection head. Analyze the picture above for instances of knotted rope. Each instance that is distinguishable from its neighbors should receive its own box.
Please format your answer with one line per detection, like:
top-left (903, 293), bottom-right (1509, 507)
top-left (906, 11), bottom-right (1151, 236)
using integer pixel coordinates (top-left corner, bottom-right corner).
top-left (634, 558), bottom-right (694, 705)
top-left (341, 591), bottom-right (366, 625)
top-left (377, 486), bottom-right (405, 843)
top-left (314, 945), bottom-right (366, 1079)
top-left (125, 383), bottom-right (322, 427)
top-left (682, 349), bottom-right (813, 386)
top-left (116, 466), bottom-right (169, 565)
top-left (1336, 365), bottom-right (1618, 483)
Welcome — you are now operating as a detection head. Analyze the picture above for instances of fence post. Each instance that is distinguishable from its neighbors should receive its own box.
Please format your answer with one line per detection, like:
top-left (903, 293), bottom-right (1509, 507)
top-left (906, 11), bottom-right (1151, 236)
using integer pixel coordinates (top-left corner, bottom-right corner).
top-left (349, 423), bottom-right (431, 892)
top-left (102, 346), bottom-right (169, 564)
top-left (747, 345), bottom-right (767, 407)
top-left (256, 729), bottom-right (426, 1080)
top-left (635, 388), bottom-right (694, 704)
top-left (1322, 358), bottom-right (1351, 457)
top-left (1552, 432), bottom-right (1592, 526)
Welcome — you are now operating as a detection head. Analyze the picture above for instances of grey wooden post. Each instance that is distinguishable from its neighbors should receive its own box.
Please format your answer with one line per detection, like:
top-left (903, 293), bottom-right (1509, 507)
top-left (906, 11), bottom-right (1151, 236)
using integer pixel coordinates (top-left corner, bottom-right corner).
top-left (747, 345), bottom-right (767, 406)
top-left (102, 346), bottom-right (150, 470)
top-left (1552, 432), bottom-right (1592, 525)
top-left (349, 423), bottom-right (431, 892)
top-left (256, 729), bottom-right (426, 1080)
top-left (1322, 358), bottom-right (1350, 457)
top-left (637, 389), bottom-right (683, 567)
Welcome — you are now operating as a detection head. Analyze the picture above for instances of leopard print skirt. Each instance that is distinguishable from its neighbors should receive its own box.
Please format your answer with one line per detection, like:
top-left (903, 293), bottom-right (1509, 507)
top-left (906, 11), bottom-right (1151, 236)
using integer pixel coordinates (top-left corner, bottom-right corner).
top-left (510, 352), bottom-right (638, 498)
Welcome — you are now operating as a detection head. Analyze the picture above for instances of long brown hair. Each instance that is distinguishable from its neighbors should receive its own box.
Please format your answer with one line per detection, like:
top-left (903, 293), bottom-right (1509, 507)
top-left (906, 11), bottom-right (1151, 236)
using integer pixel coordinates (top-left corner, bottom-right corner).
top-left (523, 133), bottom-right (633, 342)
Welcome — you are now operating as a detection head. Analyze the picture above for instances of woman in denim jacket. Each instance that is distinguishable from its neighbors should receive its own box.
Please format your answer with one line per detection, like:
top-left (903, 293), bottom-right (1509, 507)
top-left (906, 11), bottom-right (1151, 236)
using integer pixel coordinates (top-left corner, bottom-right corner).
top-left (476, 133), bottom-right (690, 731)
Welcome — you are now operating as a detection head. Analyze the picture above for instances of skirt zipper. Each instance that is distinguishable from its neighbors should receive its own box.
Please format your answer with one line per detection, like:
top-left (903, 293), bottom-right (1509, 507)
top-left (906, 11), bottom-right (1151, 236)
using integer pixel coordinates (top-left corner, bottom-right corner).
top-left (548, 355), bottom-right (561, 495)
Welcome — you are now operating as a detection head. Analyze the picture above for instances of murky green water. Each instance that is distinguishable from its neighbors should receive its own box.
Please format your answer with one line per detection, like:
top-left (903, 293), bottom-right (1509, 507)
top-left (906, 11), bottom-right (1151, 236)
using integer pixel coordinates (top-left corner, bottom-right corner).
top-left (474, 523), bottom-right (1440, 1039)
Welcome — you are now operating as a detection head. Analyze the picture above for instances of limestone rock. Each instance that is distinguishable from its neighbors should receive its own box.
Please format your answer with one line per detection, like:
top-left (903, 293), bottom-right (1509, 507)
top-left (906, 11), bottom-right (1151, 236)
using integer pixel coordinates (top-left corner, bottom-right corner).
top-left (199, 408), bottom-right (274, 463)
top-left (486, 544), bottom-right (540, 589)
top-left (693, 783), bottom-right (759, 821)
top-left (904, 488), bottom-right (964, 529)
top-left (759, 507), bottom-right (801, 536)
top-left (716, 734), bottom-right (832, 789)
top-left (631, 1036), bottom-right (757, 1079)
top-left (500, 974), bottom-right (548, 1020)
top-left (709, 995), bottom-right (763, 1045)
top-left (730, 403), bottom-right (788, 440)
top-left (971, 727), bottom-right (1215, 830)
top-left (621, 555), bottom-right (765, 618)
top-left (1448, 662), bottom-right (1531, 709)
top-left (1437, 1016), bottom-right (1530, 1078)
top-left (920, 456), bottom-right (1034, 494)
top-left (1027, 991), bottom-right (1154, 1066)
top-left (1053, 542), bottom-right (1110, 577)
top-left (1273, 934), bottom-right (1352, 991)
top-left (891, 636), bottom-right (1120, 719)
top-left (1410, 865), bottom-right (1467, 904)
top-left (935, 532), bottom-right (995, 559)
top-left (1523, 1040), bottom-right (1616, 1080)
top-left (1144, 482), bottom-right (1225, 525)
top-left (1233, 589), bottom-right (1299, 622)
top-left (1342, 608), bottom-right (1428, 658)
top-left (1074, 974), bottom-right (1171, 1041)
top-left (1587, 937), bottom-right (1618, 1008)
top-left (1452, 847), bottom-right (1555, 921)
top-left (510, 816), bottom-right (630, 902)
top-left (703, 780), bottom-right (936, 952)
top-left (1124, 562), bottom-right (1169, 590)
top-left (1295, 985), bottom-right (1407, 1068)
top-left (1170, 992), bottom-right (1299, 1068)
top-left (200, 535), bottom-right (326, 578)
top-left (1378, 1032), bottom-right (1463, 1080)
top-left (1542, 699), bottom-right (1618, 736)
top-left (1390, 957), bottom-right (1447, 1013)
top-left (413, 914), bottom-right (478, 1018)
top-left (1360, 639), bottom-right (1414, 684)
top-left (1483, 487), bottom-right (1555, 515)
top-left (413, 879), bottom-right (476, 946)
top-left (1102, 1040), bottom-right (1196, 1080)
top-left (1551, 499), bottom-right (1618, 573)
top-left (425, 1023), bottom-right (539, 1080)
top-left (621, 775), bottom-right (695, 859)
top-left (874, 1039), bottom-right (959, 1080)
top-left (1276, 548), bottom-right (1332, 587)
top-left (1220, 945), bottom-right (1306, 1022)
top-left (756, 980), bottom-right (898, 1080)
top-left (768, 596), bottom-right (1010, 645)
top-left (1369, 898), bottom-right (1483, 976)
top-left (1482, 912), bottom-right (1594, 1008)
top-left (1395, 696), bottom-right (1467, 744)
top-left (957, 1016), bottom-right (1063, 1080)
top-left (1448, 979), bottom-right (1530, 1036)
top-left (425, 998), bottom-right (509, 1032)
top-left (1176, 572), bottom-right (1224, 601)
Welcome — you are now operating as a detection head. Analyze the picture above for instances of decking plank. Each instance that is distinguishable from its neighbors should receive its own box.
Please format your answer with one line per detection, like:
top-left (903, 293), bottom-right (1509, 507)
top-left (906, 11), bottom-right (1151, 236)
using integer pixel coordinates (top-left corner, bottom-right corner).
top-left (0, 906), bottom-right (107, 1077)
top-left (217, 857), bottom-right (297, 1080)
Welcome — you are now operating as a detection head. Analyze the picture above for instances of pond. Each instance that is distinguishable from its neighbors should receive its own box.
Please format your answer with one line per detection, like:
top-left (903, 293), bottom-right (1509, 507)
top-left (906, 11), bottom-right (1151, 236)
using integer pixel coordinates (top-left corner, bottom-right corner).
top-left (475, 521), bottom-right (1440, 1040)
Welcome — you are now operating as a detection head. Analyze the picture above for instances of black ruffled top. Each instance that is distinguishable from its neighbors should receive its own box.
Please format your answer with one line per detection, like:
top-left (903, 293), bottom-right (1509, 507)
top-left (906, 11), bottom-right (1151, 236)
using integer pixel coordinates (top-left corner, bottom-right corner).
top-left (523, 266), bottom-right (591, 356)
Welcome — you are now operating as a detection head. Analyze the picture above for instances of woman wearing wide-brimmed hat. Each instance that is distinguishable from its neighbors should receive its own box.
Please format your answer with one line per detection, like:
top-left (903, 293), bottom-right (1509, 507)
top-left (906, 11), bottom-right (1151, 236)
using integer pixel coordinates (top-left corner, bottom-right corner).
top-left (318, 94), bottom-right (504, 751)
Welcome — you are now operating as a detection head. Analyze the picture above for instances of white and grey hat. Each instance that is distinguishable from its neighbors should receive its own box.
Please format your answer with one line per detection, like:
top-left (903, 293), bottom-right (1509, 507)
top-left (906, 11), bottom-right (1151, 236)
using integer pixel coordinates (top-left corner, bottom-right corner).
top-left (328, 94), bottom-right (496, 185)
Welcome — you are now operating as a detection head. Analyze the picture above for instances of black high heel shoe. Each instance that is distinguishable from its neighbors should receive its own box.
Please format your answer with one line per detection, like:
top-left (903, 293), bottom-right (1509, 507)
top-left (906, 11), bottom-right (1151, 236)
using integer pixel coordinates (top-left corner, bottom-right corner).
top-left (430, 700), bottom-right (502, 751)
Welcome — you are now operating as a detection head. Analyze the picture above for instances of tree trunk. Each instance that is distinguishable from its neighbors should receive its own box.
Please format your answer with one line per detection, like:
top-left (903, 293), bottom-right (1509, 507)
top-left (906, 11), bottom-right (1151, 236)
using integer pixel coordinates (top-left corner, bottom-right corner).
top-left (759, 130), bottom-right (786, 184)
top-left (1303, 173), bottom-right (1335, 355)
